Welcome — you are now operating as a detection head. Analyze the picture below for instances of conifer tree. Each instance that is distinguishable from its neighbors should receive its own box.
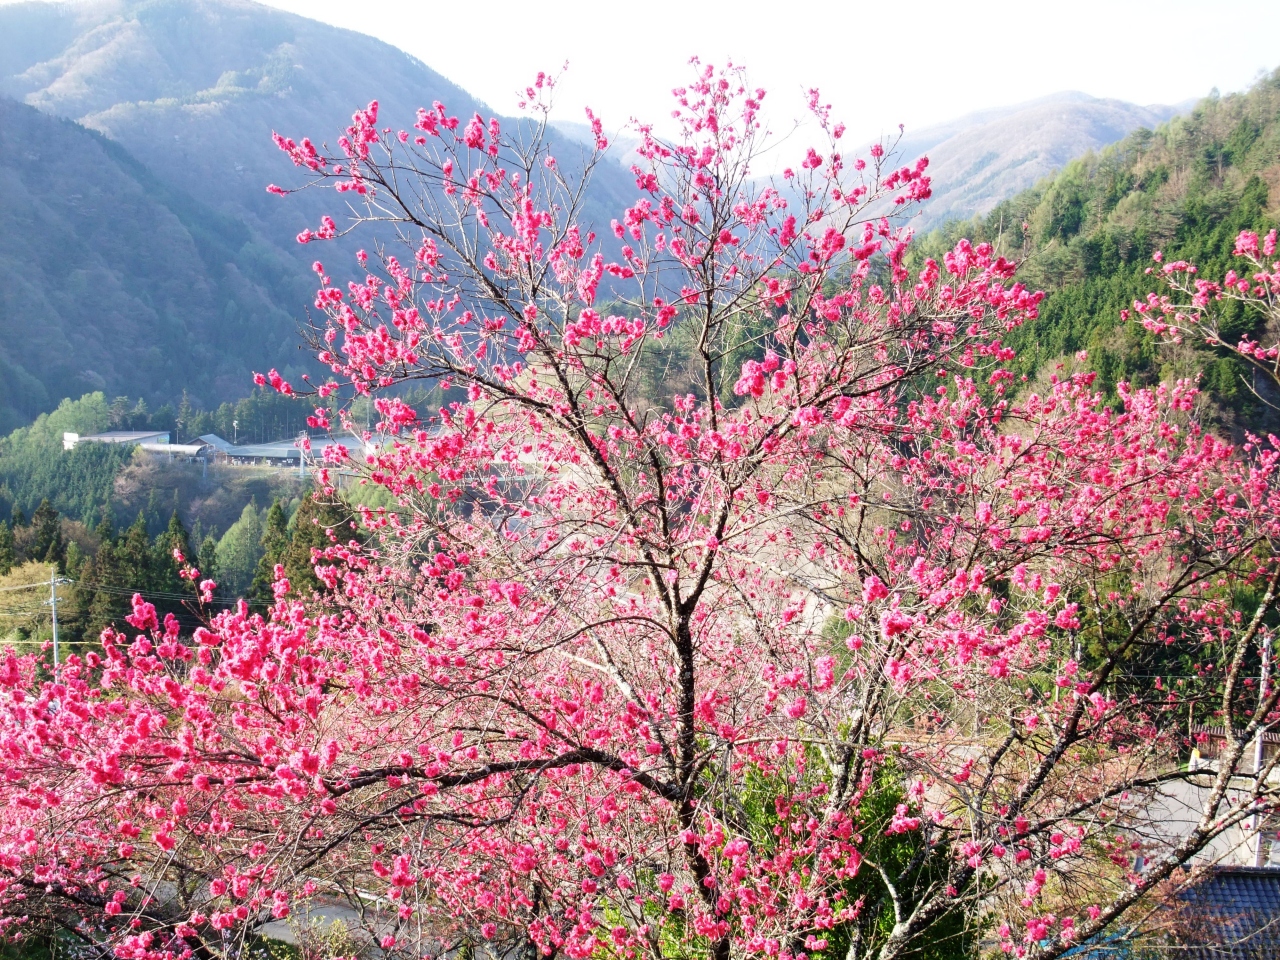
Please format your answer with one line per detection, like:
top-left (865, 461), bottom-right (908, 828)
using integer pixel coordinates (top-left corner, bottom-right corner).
top-left (0, 521), bottom-right (12, 577)
top-left (29, 500), bottom-right (62, 569)
top-left (82, 540), bottom-right (124, 640)
top-left (280, 494), bottom-right (350, 598)
top-left (153, 511), bottom-right (192, 597)
top-left (63, 540), bottom-right (83, 579)
top-left (176, 391), bottom-right (194, 443)
top-left (114, 515), bottom-right (154, 598)
top-left (249, 500), bottom-right (289, 604)
top-left (214, 502), bottom-right (263, 597)
top-left (95, 507), bottom-right (114, 542)
top-left (163, 510), bottom-right (191, 561)
top-left (196, 535), bottom-right (219, 595)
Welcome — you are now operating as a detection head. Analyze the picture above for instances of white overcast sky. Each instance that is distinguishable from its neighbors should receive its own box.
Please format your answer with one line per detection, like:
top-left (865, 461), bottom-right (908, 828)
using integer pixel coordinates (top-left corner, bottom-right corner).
top-left (250, 0), bottom-right (1279, 144)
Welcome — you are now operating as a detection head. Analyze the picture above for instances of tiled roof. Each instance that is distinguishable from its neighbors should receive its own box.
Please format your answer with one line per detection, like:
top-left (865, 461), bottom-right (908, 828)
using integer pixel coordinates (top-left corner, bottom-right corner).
top-left (1177, 866), bottom-right (1280, 959)
top-left (1193, 725), bottom-right (1280, 744)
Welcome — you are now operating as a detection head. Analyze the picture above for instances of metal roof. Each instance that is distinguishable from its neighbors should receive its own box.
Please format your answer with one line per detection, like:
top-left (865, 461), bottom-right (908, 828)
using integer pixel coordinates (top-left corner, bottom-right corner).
top-left (223, 437), bottom-right (357, 460)
top-left (139, 443), bottom-right (208, 456)
top-left (198, 434), bottom-right (235, 452)
top-left (227, 441), bottom-right (301, 459)
top-left (80, 430), bottom-right (170, 443)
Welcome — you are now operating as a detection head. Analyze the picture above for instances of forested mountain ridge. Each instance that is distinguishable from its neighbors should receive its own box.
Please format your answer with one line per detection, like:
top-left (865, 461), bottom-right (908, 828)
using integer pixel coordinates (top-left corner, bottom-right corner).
top-left (0, 0), bottom-right (636, 263)
top-left (914, 69), bottom-right (1280, 429)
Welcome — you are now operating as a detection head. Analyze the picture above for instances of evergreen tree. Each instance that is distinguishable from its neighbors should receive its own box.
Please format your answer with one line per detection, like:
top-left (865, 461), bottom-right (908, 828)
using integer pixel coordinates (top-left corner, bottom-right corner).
top-left (95, 508), bottom-right (115, 544)
top-left (144, 489), bottom-right (162, 533)
top-left (0, 521), bottom-right (12, 576)
top-left (249, 500), bottom-right (289, 605)
top-left (164, 511), bottom-right (190, 561)
top-left (281, 494), bottom-right (352, 598)
top-left (108, 396), bottom-right (129, 429)
top-left (80, 539), bottom-right (125, 642)
top-left (64, 540), bottom-right (84, 578)
top-left (30, 500), bottom-right (63, 571)
top-left (153, 511), bottom-right (193, 597)
top-left (214, 502), bottom-right (264, 598)
top-left (117, 514), bottom-right (154, 594)
top-left (196, 535), bottom-right (220, 594)
top-left (176, 391), bottom-right (194, 443)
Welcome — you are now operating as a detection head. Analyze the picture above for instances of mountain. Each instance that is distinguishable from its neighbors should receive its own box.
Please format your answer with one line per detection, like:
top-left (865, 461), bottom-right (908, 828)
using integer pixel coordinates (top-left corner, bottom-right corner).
top-left (876, 92), bottom-right (1190, 231)
top-left (0, 96), bottom-right (311, 433)
top-left (0, 0), bottom-right (632, 430)
top-left (0, 0), bottom-right (632, 257)
top-left (0, 0), bottom-right (480, 250)
top-left (557, 94), bottom-right (1190, 233)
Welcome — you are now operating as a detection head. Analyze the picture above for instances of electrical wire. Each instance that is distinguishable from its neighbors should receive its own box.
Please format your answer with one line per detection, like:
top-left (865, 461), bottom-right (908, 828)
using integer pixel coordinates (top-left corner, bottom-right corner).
top-left (0, 574), bottom-right (265, 648)
top-left (0, 577), bottom-right (245, 605)
top-left (72, 580), bottom-right (242, 605)
top-left (0, 580), bottom-right (56, 593)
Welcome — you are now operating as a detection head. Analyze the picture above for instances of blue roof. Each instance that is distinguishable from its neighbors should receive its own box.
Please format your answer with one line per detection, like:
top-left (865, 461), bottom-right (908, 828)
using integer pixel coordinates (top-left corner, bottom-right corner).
top-left (1176, 866), bottom-right (1280, 958)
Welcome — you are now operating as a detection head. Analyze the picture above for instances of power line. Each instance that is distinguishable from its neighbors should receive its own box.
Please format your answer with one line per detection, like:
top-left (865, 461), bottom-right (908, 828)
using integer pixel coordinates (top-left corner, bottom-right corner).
top-left (0, 576), bottom-right (243, 605)
top-left (0, 580), bottom-right (58, 594)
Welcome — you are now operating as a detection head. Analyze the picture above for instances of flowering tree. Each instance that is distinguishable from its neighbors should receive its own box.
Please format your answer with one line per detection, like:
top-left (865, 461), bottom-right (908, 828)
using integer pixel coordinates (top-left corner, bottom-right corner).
top-left (2, 65), bottom-right (1280, 960)
top-left (1128, 228), bottom-right (1280, 402)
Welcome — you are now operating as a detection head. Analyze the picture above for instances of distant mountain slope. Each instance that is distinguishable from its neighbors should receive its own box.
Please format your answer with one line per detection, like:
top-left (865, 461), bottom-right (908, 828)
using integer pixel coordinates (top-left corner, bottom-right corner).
top-left (0, 0), bottom-right (635, 430)
top-left (0, 97), bottom-right (308, 433)
top-left (0, 0), bottom-right (631, 260)
top-left (880, 92), bottom-right (1189, 230)
top-left (557, 93), bottom-right (1189, 232)
top-left (0, 0), bottom-right (476, 246)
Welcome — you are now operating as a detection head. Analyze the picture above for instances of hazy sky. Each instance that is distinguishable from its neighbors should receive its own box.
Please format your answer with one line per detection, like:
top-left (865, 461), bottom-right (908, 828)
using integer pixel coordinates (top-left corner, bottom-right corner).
top-left (249, 0), bottom-right (1279, 144)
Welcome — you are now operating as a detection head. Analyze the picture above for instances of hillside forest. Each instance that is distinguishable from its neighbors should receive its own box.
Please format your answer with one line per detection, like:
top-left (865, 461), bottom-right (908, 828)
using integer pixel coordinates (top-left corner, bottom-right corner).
top-left (2, 71), bottom-right (1279, 660)
top-left (0, 389), bottom-right (395, 655)
top-left (915, 72), bottom-right (1280, 431)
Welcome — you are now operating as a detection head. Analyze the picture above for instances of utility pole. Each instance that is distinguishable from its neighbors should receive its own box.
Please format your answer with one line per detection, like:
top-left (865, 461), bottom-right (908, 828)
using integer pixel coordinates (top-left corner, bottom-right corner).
top-left (1255, 635), bottom-right (1273, 866)
top-left (43, 571), bottom-right (70, 672)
